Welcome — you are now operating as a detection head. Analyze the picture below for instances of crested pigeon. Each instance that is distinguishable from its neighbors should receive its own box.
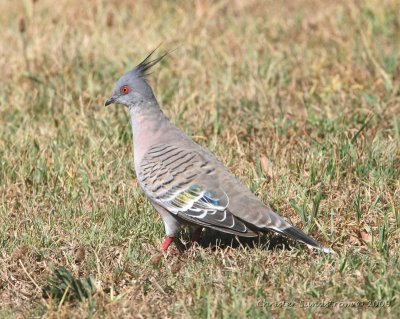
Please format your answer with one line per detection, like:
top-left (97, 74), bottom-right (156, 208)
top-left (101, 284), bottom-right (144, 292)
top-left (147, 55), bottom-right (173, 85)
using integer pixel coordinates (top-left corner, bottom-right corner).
top-left (105, 50), bottom-right (334, 254)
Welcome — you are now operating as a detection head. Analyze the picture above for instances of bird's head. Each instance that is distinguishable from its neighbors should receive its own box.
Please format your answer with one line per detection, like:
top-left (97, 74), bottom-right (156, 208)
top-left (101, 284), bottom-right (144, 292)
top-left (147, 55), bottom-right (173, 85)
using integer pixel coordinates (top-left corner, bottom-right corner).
top-left (105, 49), bottom-right (168, 108)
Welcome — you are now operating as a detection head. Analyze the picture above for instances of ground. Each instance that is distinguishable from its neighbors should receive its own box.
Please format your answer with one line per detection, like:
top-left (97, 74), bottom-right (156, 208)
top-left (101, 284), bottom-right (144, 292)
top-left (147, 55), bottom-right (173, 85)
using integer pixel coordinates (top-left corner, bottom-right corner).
top-left (0, 0), bottom-right (399, 318)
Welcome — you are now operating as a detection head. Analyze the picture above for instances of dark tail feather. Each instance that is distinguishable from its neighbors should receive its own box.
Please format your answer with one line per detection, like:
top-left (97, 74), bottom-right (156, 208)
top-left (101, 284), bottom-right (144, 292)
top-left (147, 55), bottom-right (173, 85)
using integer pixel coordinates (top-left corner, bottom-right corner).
top-left (279, 226), bottom-right (335, 254)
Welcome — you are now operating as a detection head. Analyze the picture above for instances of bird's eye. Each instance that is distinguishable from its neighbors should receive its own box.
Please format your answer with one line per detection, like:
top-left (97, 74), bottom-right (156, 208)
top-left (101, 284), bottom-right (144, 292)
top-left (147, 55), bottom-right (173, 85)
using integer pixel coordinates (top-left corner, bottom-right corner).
top-left (120, 85), bottom-right (131, 95)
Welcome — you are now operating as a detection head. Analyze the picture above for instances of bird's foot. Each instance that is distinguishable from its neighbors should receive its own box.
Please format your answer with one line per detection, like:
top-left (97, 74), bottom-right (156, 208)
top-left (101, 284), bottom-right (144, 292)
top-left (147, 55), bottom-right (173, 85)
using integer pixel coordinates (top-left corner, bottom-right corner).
top-left (186, 227), bottom-right (203, 250)
top-left (161, 236), bottom-right (184, 256)
top-left (191, 227), bottom-right (203, 243)
top-left (162, 236), bottom-right (174, 251)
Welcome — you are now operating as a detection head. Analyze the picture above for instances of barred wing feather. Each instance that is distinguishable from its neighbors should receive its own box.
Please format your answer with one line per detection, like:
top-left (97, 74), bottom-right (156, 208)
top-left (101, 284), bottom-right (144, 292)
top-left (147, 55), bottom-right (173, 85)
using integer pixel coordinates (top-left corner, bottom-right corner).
top-left (138, 144), bottom-right (256, 236)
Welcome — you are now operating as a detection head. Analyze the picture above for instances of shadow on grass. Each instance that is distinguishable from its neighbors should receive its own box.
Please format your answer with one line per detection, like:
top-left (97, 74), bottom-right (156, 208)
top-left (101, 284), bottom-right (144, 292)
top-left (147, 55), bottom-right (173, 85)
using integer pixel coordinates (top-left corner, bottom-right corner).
top-left (178, 228), bottom-right (296, 252)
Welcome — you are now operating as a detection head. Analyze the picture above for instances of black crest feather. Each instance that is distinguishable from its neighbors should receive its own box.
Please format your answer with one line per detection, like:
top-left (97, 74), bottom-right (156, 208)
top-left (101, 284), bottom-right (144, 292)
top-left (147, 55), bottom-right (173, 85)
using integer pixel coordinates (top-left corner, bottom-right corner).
top-left (134, 46), bottom-right (171, 78)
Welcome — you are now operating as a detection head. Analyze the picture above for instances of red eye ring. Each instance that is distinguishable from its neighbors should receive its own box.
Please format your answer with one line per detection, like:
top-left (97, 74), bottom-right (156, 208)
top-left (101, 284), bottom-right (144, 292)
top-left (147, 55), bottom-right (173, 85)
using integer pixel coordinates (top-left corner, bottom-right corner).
top-left (120, 85), bottom-right (131, 95)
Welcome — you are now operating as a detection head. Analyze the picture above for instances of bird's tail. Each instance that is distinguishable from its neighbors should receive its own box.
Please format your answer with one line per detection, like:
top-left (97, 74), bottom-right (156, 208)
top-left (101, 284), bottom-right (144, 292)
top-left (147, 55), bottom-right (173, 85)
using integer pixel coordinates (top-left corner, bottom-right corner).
top-left (277, 226), bottom-right (336, 255)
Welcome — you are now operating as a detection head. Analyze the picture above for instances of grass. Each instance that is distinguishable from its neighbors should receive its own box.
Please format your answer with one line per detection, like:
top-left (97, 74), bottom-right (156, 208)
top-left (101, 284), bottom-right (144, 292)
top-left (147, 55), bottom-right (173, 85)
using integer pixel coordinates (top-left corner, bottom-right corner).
top-left (0, 0), bottom-right (399, 317)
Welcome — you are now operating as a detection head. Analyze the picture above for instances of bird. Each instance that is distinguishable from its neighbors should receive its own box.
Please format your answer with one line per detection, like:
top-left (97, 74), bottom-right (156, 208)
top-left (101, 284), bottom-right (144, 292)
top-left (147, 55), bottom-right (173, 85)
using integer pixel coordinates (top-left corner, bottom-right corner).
top-left (105, 49), bottom-right (335, 254)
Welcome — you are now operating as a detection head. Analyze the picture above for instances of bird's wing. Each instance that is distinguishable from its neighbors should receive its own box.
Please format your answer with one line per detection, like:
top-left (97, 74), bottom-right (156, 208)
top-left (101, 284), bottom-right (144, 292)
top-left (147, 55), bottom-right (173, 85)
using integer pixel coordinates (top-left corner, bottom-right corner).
top-left (137, 143), bottom-right (257, 237)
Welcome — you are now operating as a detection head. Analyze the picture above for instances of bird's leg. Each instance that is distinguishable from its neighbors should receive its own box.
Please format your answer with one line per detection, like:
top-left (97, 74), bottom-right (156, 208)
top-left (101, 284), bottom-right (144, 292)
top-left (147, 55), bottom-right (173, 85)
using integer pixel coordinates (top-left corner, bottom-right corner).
top-left (191, 227), bottom-right (203, 243)
top-left (185, 227), bottom-right (203, 250)
top-left (162, 236), bottom-right (174, 251)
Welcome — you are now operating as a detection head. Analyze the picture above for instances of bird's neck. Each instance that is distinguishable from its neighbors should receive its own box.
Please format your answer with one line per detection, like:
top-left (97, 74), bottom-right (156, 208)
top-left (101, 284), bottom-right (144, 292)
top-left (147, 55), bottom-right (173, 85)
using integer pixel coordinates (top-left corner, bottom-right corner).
top-left (129, 101), bottom-right (169, 167)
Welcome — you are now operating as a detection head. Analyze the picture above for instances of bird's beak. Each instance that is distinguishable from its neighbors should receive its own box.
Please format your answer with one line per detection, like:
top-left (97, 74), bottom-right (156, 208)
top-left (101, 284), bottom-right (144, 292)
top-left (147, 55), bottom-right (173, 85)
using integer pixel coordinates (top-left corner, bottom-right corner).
top-left (105, 96), bottom-right (116, 107)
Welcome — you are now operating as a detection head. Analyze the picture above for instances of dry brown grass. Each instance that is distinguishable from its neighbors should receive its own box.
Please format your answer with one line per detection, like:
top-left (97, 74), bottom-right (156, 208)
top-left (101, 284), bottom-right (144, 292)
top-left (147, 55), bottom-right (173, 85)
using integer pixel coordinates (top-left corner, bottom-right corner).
top-left (0, 0), bottom-right (399, 318)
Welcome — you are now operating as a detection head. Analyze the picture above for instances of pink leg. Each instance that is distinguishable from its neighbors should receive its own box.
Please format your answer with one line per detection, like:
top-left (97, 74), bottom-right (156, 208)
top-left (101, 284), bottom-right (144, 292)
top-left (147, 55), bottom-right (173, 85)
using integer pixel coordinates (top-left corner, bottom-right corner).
top-left (162, 236), bottom-right (174, 251)
top-left (191, 227), bottom-right (203, 243)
